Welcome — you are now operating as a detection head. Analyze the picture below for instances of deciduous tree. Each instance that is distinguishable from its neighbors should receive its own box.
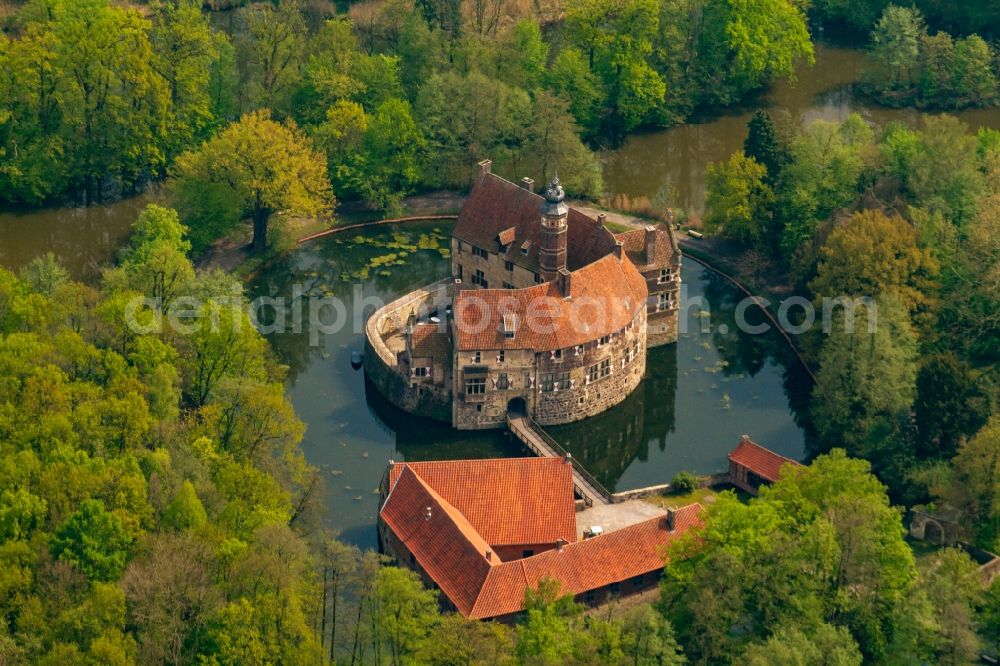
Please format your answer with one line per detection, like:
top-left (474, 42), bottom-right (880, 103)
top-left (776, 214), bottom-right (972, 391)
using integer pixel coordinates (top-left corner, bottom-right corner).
top-left (171, 110), bottom-right (332, 252)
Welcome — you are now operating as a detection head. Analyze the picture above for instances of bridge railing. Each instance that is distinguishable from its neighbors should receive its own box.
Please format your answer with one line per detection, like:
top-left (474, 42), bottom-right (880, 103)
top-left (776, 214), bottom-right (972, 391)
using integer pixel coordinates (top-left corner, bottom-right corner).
top-left (506, 415), bottom-right (614, 505)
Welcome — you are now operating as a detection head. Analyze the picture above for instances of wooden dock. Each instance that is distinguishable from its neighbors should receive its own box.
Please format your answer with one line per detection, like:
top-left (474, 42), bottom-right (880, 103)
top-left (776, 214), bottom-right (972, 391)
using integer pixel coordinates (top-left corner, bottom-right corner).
top-left (506, 415), bottom-right (611, 506)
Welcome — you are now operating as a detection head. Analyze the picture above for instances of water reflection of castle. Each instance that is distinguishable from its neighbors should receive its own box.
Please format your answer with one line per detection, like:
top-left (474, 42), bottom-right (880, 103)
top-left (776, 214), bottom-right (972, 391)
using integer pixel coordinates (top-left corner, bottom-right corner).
top-left (547, 344), bottom-right (678, 491)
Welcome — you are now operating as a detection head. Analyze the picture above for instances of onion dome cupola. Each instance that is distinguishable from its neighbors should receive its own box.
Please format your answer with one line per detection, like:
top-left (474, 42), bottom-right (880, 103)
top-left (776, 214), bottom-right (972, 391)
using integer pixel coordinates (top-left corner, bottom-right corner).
top-left (541, 176), bottom-right (568, 218)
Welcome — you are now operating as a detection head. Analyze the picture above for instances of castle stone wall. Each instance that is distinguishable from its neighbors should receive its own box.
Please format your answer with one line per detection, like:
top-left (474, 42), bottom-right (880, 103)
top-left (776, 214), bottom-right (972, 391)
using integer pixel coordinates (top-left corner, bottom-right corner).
top-left (364, 279), bottom-right (454, 422)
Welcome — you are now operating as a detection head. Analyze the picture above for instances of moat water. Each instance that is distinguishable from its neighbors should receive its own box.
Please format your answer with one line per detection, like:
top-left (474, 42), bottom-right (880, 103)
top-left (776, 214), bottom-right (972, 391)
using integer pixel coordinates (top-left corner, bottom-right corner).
top-left (246, 220), bottom-right (811, 547)
top-left (3, 43), bottom-right (1000, 548)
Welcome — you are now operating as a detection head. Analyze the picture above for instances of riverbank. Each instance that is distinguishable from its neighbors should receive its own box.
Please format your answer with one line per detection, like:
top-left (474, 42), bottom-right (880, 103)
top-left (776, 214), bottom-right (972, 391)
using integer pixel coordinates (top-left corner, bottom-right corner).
top-left (195, 190), bottom-right (467, 277)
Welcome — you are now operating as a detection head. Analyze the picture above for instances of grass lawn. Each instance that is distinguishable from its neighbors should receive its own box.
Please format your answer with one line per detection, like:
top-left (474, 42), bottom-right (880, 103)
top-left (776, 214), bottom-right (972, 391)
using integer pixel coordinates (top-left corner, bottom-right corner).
top-left (644, 486), bottom-right (719, 510)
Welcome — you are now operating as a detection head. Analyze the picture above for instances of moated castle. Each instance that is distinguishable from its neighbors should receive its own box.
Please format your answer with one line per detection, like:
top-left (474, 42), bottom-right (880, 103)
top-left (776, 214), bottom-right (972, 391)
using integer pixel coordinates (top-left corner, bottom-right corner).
top-left (364, 160), bottom-right (681, 430)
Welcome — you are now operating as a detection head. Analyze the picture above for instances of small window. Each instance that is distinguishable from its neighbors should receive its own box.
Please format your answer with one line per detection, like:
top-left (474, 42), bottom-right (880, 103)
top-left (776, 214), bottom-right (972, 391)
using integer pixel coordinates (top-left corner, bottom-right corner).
top-left (473, 351), bottom-right (481, 363)
top-left (472, 269), bottom-right (488, 288)
top-left (658, 292), bottom-right (671, 311)
top-left (498, 350), bottom-right (505, 362)
top-left (522, 246), bottom-right (530, 256)
top-left (476, 404), bottom-right (483, 412)
top-left (496, 372), bottom-right (509, 390)
top-left (587, 364), bottom-right (599, 383)
top-left (598, 335), bottom-right (610, 347)
top-left (466, 377), bottom-right (486, 395)
top-left (456, 241), bottom-right (463, 254)
top-left (505, 260), bottom-right (514, 271)
top-left (553, 348), bottom-right (562, 360)
top-left (543, 371), bottom-right (571, 392)
top-left (456, 264), bottom-right (463, 280)
top-left (658, 268), bottom-right (669, 284)
top-left (533, 272), bottom-right (542, 284)
top-left (472, 246), bottom-right (488, 259)
top-left (413, 366), bottom-right (429, 377)
top-left (600, 359), bottom-right (611, 377)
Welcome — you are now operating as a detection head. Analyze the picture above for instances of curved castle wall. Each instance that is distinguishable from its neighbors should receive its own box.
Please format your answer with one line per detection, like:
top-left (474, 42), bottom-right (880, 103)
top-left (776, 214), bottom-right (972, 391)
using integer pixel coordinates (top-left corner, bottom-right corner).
top-left (363, 279), bottom-right (455, 423)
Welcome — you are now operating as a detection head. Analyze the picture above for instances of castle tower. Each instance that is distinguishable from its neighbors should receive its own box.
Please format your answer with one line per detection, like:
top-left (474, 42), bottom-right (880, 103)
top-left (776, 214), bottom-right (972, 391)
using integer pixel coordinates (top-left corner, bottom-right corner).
top-left (539, 176), bottom-right (568, 281)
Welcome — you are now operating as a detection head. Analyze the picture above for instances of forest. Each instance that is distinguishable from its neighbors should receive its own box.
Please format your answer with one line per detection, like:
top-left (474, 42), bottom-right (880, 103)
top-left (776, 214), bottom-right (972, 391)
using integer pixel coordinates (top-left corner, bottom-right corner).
top-left (1, 0), bottom-right (1000, 663)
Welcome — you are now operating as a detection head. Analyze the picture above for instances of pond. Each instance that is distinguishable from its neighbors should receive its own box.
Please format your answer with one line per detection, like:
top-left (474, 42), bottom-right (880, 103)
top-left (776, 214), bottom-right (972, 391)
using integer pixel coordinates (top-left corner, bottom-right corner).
top-left (600, 43), bottom-right (1000, 213)
top-left (247, 221), bottom-right (810, 548)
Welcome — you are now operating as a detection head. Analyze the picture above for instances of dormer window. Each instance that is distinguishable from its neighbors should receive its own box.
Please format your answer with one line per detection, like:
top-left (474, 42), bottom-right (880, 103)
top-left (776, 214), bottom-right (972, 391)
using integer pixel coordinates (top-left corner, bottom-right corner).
top-left (501, 313), bottom-right (517, 340)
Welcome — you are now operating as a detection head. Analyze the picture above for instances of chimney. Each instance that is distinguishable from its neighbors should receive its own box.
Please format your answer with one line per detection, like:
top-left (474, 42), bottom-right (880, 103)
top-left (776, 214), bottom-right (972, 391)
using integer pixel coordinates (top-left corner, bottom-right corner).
top-left (597, 213), bottom-right (607, 226)
top-left (486, 549), bottom-right (492, 562)
top-left (613, 240), bottom-right (624, 260)
top-left (556, 538), bottom-right (568, 551)
top-left (425, 506), bottom-right (432, 521)
top-left (521, 177), bottom-right (535, 191)
top-left (644, 225), bottom-right (657, 262)
top-left (558, 268), bottom-right (572, 297)
top-left (564, 452), bottom-right (572, 464)
top-left (478, 159), bottom-right (492, 175)
top-left (665, 509), bottom-right (676, 532)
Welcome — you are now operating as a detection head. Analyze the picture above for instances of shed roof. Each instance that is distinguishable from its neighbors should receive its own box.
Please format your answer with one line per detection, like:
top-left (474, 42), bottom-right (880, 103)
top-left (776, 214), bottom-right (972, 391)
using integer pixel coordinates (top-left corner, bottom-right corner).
top-left (728, 436), bottom-right (802, 483)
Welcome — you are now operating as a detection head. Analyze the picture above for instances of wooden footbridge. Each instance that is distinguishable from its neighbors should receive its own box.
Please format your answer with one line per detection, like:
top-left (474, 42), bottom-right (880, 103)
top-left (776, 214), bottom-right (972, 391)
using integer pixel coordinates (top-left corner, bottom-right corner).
top-left (506, 414), bottom-right (612, 506)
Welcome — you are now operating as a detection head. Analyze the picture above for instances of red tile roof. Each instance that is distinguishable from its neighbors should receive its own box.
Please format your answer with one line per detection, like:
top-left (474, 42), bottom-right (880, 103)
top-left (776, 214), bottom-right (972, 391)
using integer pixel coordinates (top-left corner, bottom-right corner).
top-left (452, 253), bottom-right (647, 351)
top-left (455, 172), bottom-right (619, 273)
top-left (409, 324), bottom-right (450, 361)
top-left (615, 226), bottom-right (679, 269)
top-left (498, 226), bottom-right (517, 246)
top-left (380, 459), bottom-right (704, 620)
top-left (380, 467), bottom-right (496, 616)
top-left (469, 504), bottom-right (704, 619)
top-left (728, 436), bottom-right (802, 483)
top-left (386, 458), bottom-right (577, 547)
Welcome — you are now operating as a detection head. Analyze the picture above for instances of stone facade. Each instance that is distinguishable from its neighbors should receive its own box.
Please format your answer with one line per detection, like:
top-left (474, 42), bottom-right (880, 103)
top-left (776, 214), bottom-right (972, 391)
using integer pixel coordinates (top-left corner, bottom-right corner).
top-left (363, 162), bottom-right (682, 431)
top-left (452, 308), bottom-right (647, 429)
top-left (616, 225), bottom-right (682, 348)
top-left (363, 279), bottom-right (454, 422)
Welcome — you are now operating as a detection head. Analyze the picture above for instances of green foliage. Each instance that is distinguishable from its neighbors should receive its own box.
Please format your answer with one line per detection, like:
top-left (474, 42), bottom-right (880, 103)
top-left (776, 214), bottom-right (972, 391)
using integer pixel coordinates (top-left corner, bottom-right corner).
top-left (171, 110), bottom-right (333, 253)
top-left (0, 0), bottom-right (238, 204)
top-left (162, 480), bottom-right (207, 531)
top-left (809, 209), bottom-right (939, 320)
top-left (739, 622), bottom-right (863, 665)
top-left (945, 416), bottom-right (1000, 549)
top-left (0, 217), bottom-right (328, 662)
top-left (914, 353), bottom-right (989, 459)
top-left (705, 152), bottom-right (774, 247)
top-left (744, 111), bottom-right (791, 186)
top-left (777, 114), bottom-right (872, 263)
top-left (868, 6), bottom-right (999, 109)
top-left (811, 297), bottom-right (917, 461)
top-left (670, 471), bottom-right (698, 494)
top-left (663, 450), bottom-right (930, 662)
top-left (51, 499), bottom-right (136, 582)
